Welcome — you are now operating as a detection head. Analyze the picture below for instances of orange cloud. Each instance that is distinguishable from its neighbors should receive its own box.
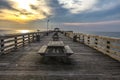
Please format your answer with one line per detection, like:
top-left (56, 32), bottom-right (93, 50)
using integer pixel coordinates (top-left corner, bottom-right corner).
top-left (0, 0), bottom-right (52, 23)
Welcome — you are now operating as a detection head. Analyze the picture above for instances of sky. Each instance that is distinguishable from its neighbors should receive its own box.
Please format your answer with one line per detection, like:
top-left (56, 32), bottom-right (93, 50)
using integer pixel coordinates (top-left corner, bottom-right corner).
top-left (0, 0), bottom-right (120, 32)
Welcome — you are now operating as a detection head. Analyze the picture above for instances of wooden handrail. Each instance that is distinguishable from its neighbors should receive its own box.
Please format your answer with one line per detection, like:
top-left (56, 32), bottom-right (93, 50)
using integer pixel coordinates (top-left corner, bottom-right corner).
top-left (65, 31), bottom-right (120, 61)
top-left (0, 31), bottom-right (47, 55)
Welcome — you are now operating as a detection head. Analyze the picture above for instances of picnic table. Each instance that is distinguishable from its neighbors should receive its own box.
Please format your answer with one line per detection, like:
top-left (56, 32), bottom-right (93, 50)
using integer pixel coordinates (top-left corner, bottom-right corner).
top-left (38, 41), bottom-right (74, 57)
top-left (52, 32), bottom-right (59, 41)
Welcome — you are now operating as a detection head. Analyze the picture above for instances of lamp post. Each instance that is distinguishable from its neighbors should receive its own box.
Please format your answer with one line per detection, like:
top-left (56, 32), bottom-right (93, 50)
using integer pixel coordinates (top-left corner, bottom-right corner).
top-left (46, 19), bottom-right (49, 36)
top-left (47, 20), bottom-right (49, 31)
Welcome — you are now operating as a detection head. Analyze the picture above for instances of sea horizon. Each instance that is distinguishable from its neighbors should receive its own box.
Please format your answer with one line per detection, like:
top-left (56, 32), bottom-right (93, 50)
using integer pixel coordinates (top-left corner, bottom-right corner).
top-left (0, 29), bottom-right (120, 38)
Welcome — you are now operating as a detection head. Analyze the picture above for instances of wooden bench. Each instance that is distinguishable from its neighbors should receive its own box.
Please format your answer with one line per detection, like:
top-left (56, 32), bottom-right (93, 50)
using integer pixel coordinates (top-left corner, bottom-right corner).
top-left (65, 45), bottom-right (74, 56)
top-left (38, 45), bottom-right (47, 56)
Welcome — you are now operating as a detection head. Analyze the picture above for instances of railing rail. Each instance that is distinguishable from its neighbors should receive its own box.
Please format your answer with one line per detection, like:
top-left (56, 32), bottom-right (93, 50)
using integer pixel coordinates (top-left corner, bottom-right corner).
top-left (0, 32), bottom-right (47, 55)
top-left (64, 31), bottom-right (120, 61)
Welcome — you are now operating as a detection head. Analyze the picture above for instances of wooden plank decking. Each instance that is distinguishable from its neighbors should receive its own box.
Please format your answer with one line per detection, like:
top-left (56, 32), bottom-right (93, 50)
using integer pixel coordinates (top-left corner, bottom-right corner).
top-left (0, 33), bottom-right (120, 80)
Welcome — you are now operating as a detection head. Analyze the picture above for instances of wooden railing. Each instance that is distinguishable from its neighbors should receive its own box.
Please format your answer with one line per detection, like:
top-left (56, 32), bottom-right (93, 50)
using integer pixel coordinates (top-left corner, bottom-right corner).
top-left (0, 32), bottom-right (47, 55)
top-left (64, 31), bottom-right (120, 61)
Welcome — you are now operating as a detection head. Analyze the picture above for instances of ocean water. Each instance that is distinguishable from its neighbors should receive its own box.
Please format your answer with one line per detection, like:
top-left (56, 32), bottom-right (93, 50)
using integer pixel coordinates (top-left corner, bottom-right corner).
top-left (0, 30), bottom-right (18, 36)
top-left (0, 30), bottom-right (120, 38)
top-left (80, 32), bottom-right (120, 38)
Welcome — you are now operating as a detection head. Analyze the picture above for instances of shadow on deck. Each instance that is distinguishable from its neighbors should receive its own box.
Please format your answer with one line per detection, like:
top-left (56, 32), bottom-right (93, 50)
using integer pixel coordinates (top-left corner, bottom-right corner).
top-left (0, 33), bottom-right (120, 80)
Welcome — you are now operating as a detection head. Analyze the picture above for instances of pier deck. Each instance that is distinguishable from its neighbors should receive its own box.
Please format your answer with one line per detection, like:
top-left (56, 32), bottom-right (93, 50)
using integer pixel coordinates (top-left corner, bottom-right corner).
top-left (0, 33), bottom-right (120, 80)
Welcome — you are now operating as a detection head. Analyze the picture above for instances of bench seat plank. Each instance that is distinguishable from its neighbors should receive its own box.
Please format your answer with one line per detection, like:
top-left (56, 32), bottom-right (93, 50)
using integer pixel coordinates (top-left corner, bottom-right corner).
top-left (38, 45), bottom-right (47, 56)
top-left (65, 45), bottom-right (74, 56)
top-left (45, 53), bottom-right (67, 57)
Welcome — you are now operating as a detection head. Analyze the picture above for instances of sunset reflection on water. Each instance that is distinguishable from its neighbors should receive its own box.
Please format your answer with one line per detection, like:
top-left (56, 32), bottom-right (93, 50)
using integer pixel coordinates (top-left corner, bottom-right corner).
top-left (17, 30), bottom-right (31, 33)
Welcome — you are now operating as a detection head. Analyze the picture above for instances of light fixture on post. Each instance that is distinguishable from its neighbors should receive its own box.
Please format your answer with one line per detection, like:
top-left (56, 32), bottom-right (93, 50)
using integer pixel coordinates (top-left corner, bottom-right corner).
top-left (46, 19), bottom-right (49, 36)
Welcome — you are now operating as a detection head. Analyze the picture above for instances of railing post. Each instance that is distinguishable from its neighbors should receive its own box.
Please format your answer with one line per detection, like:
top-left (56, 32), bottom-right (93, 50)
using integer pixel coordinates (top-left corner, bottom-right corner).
top-left (94, 38), bottom-right (98, 48)
top-left (22, 35), bottom-right (25, 47)
top-left (36, 32), bottom-right (40, 42)
top-left (83, 35), bottom-right (85, 44)
top-left (79, 34), bottom-right (82, 42)
top-left (0, 38), bottom-right (4, 55)
top-left (28, 34), bottom-right (30, 44)
top-left (82, 35), bottom-right (84, 43)
top-left (32, 33), bottom-right (35, 42)
top-left (35, 33), bottom-right (37, 41)
top-left (87, 36), bottom-right (90, 45)
top-left (80, 34), bottom-right (83, 43)
top-left (106, 41), bottom-right (110, 53)
top-left (78, 34), bottom-right (81, 42)
top-left (14, 37), bottom-right (17, 50)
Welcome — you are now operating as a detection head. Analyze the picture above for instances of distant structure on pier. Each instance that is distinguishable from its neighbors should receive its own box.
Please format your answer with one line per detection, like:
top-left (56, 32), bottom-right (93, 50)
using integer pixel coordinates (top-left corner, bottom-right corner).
top-left (54, 28), bottom-right (60, 32)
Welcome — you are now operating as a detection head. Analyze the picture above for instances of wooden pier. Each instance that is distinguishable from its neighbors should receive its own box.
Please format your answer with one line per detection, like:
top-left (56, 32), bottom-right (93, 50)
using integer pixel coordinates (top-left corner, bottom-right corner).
top-left (0, 31), bottom-right (120, 80)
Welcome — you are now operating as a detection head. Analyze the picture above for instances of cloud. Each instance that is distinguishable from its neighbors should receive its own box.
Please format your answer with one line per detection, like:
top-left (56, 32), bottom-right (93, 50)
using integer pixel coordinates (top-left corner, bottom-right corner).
top-left (57, 0), bottom-right (120, 14)
top-left (91, 0), bottom-right (120, 12)
top-left (0, 0), bottom-right (52, 23)
top-left (0, 0), bottom-right (13, 9)
top-left (63, 20), bottom-right (120, 32)
top-left (50, 0), bottom-right (120, 23)
top-left (63, 20), bottom-right (120, 26)
top-left (57, 0), bottom-right (97, 14)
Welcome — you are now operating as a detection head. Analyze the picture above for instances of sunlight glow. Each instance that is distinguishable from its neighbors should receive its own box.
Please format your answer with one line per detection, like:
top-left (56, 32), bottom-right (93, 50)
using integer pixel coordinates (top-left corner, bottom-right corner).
top-left (19, 30), bottom-right (30, 33)
top-left (14, 0), bottom-right (37, 10)
top-left (0, 0), bottom-right (52, 23)
top-left (19, 15), bottom-right (28, 20)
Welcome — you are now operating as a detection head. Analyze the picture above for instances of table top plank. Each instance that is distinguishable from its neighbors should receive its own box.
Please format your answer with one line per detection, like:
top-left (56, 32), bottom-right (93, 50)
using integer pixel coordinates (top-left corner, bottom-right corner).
top-left (48, 41), bottom-right (64, 47)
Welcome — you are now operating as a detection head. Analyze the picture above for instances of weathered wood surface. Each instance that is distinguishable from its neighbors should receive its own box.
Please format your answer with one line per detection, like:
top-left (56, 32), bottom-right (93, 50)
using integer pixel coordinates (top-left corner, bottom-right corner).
top-left (0, 33), bottom-right (120, 80)
top-left (65, 31), bottom-right (120, 61)
top-left (64, 45), bottom-right (74, 56)
top-left (38, 41), bottom-right (73, 57)
top-left (38, 45), bottom-right (47, 56)
top-left (0, 32), bottom-right (47, 54)
top-left (47, 41), bottom-right (64, 47)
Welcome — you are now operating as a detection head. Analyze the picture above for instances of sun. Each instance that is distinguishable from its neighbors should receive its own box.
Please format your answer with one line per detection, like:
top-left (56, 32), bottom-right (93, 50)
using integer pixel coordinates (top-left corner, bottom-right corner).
top-left (18, 30), bottom-right (30, 33)
top-left (20, 15), bottom-right (27, 19)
